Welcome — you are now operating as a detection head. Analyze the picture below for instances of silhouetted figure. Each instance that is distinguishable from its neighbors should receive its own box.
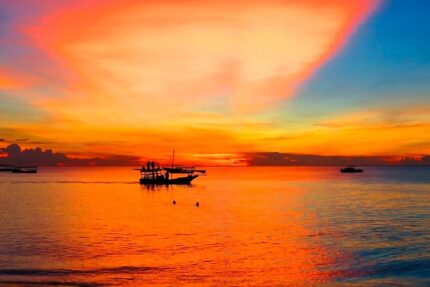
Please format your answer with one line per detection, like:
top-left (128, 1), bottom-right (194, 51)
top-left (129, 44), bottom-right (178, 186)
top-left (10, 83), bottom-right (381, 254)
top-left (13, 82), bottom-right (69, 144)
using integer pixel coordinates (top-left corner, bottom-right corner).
top-left (196, 202), bottom-right (199, 207)
top-left (151, 161), bottom-right (155, 170)
top-left (173, 200), bottom-right (176, 205)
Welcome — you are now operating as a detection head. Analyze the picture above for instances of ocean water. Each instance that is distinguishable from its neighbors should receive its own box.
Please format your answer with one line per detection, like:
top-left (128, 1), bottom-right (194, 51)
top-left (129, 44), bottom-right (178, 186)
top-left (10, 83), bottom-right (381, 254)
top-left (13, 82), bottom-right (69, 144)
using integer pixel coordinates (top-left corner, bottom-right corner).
top-left (0, 166), bottom-right (429, 286)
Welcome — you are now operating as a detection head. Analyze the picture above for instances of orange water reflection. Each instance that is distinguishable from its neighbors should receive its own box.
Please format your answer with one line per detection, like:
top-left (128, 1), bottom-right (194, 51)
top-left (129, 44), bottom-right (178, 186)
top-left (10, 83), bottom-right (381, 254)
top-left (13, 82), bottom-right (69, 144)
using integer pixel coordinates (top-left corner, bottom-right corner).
top-left (0, 167), bottom-right (356, 286)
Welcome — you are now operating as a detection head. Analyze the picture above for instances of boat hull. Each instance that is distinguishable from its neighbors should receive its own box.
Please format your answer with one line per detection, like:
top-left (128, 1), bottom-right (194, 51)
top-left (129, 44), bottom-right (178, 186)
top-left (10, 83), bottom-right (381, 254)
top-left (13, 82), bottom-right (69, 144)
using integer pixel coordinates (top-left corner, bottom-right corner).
top-left (0, 165), bottom-right (15, 172)
top-left (340, 168), bottom-right (363, 173)
top-left (12, 169), bottom-right (38, 173)
top-left (139, 175), bottom-right (198, 185)
top-left (12, 167), bottom-right (38, 173)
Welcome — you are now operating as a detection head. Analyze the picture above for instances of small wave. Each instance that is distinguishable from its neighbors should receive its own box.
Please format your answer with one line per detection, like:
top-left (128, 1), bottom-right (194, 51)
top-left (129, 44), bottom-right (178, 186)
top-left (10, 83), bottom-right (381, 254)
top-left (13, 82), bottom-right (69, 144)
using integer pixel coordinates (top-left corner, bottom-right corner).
top-left (371, 258), bottom-right (430, 277)
top-left (332, 258), bottom-right (430, 281)
top-left (0, 280), bottom-right (102, 287)
top-left (0, 266), bottom-right (166, 277)
top-left (3, 181), bottom-right (138, 185)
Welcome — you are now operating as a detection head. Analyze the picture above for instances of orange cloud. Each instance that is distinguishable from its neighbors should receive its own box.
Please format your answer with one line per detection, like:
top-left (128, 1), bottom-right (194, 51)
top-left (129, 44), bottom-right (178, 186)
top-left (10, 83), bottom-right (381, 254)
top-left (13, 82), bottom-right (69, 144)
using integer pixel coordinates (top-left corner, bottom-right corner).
top-left (0, 69), bottom-right (33, 90)
top-left (2, 0), bottom-right (379, 159)
top-left (26, 0), bottom-right (377, 115)
top-left (262, 105), bottom-right (430, 156)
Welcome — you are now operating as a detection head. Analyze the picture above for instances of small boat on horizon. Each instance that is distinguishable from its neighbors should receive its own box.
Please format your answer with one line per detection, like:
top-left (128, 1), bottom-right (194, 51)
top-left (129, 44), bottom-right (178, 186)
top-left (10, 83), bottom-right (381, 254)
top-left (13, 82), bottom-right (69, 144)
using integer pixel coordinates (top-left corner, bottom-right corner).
top-left (8, 156), bottom-right (39, 173)
top-left (12, 166), bottom-right (38, 173)
top-left (0, 165), bottom-right (15, 172)
top-left (340, 166), bottom-right (363, 173)
top-left (0, 164), bottom-right (38, 173)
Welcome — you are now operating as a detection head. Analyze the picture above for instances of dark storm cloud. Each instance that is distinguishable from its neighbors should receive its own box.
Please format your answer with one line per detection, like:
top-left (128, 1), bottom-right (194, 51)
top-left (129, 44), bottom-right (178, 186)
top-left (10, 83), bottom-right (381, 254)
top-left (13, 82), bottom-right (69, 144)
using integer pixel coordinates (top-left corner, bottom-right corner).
top-left (399, 155), bottom-right (430, 166)
top-left (245, 152), bottom-right (430, 166)
top-left (0, 144), bottom-right (141, 166)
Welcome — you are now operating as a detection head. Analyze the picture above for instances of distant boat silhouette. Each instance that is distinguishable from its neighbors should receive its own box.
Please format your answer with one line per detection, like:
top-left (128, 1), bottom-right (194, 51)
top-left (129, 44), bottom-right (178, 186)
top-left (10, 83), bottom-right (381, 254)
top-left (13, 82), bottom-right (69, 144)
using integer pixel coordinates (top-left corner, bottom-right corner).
top-left (0, 165), bottom-right (15, 172)
top-left (0, 164), bottom-right (38, 173)
top-left (12, 166), bottom-right (38, 173)
top-left (340, 166), bottom-right (363, 173)
top-left (11, 156), bottom-right (38, 173)
top-left (136, 150), bottom-right (205, 185)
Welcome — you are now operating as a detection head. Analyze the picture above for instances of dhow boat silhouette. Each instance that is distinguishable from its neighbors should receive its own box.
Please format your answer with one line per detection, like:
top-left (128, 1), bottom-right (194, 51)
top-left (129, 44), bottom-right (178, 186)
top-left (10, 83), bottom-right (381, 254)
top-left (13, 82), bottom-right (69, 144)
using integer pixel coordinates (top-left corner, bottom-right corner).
top-left (136, 151), bottom-right (206, 185)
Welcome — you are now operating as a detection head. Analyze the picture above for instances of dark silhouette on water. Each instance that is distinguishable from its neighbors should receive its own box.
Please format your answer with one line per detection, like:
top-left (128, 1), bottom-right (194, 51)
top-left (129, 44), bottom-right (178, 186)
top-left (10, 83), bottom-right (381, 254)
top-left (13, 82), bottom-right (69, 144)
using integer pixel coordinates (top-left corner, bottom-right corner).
top-left (13, 154), bottom-right (38, 173)
top-left (340, 166), bottom-right (363, 173)
top-left (136, 151), bottom-right (206, 185)
top-left (0, 165), bottom-right (14, 172)
top-left (136, 162), bottom-right (205, 185)
top-left (0, 151), bottom-right (38, 173)
top-left (0, 165), bottom-right (38, 173)
top-left (11, 166), bottom-right (38, 173)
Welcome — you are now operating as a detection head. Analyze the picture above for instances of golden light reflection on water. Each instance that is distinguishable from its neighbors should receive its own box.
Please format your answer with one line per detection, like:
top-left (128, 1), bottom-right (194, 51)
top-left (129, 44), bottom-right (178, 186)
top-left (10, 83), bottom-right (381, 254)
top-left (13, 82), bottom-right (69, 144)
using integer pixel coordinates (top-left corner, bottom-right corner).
top-left (1, 167), bottom-right (429, 286)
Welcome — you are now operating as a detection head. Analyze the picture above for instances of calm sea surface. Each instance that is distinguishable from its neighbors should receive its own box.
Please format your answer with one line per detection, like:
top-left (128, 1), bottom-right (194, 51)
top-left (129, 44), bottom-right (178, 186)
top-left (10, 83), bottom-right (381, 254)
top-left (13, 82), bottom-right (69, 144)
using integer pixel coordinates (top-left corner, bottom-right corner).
top-left (0, 167), bottom-right (429, 286)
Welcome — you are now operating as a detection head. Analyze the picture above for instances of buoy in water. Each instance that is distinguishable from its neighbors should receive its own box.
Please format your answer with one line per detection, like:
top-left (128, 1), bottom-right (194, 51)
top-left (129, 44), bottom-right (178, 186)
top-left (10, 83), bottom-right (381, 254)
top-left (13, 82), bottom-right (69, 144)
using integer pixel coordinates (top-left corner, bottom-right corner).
top-left (196, 202), bottom-right (199, 207)
top-left (173, 200), bottom-right (176, 205)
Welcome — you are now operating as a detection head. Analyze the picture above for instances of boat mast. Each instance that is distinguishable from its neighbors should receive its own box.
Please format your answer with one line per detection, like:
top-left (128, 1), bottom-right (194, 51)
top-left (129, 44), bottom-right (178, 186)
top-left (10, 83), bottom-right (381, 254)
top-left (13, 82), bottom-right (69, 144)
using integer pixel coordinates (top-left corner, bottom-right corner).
top-left (171, 149), bottom-right (175, 168)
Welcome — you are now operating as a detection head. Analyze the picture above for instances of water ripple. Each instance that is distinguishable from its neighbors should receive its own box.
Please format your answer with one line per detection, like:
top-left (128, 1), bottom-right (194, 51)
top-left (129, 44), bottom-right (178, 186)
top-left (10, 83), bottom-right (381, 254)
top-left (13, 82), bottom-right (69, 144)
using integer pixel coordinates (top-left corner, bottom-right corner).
top-left (0, 266), bottom-right (167, 276)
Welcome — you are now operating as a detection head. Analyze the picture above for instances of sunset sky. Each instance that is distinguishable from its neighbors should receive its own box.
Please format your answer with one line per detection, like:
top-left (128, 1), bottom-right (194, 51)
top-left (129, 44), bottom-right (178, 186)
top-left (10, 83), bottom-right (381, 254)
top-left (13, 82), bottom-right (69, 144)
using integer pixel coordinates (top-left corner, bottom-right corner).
top-left (1, 0), bottom-right (430, 165)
